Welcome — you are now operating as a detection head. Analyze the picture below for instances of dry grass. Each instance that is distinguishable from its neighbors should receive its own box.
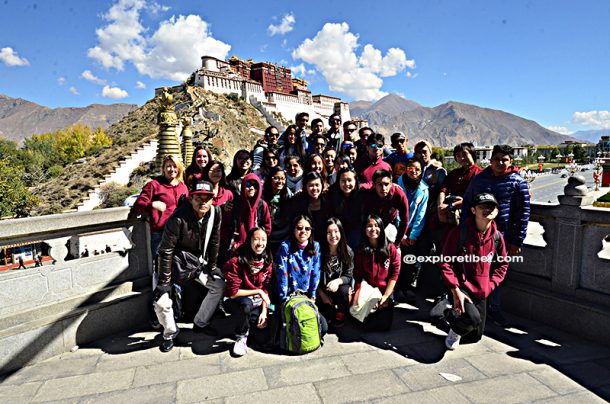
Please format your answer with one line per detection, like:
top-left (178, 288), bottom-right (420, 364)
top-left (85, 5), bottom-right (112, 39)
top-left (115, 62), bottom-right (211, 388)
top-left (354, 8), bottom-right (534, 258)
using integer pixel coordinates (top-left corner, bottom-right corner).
top-left (30, 87), bottom-right (269, 216)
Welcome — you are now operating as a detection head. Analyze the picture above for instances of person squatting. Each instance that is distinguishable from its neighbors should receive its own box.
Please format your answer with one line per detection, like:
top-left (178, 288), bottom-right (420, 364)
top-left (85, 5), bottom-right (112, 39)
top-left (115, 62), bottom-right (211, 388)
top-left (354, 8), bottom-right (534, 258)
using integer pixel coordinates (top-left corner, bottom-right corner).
top-left (132, 112), bottom-right (530, 355)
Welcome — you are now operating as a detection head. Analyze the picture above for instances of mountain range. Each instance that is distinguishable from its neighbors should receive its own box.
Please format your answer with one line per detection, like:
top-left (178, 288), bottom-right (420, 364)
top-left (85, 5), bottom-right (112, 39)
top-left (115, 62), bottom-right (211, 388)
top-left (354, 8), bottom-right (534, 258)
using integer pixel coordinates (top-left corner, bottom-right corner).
top-left (570, 129), bottom-right (609, 144)
top-left (350, 94), bottom-right (578, 147)
top-left (0, 94), bottom-right (137, 142)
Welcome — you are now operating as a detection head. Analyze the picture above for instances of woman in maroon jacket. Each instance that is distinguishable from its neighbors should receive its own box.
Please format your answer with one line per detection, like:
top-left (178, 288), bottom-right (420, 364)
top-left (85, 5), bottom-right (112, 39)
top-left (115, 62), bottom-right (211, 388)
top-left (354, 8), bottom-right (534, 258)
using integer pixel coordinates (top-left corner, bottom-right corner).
top-left (439, 193), bottom-right (508, 350)
top-left (352, 214), bottom-right (401, 331)
top-left (132, 154), bottom-right (188, 258)
top-left (184, 145), bottom-right (212, 187)
top-left (223, 227), bottom-right (273, 357)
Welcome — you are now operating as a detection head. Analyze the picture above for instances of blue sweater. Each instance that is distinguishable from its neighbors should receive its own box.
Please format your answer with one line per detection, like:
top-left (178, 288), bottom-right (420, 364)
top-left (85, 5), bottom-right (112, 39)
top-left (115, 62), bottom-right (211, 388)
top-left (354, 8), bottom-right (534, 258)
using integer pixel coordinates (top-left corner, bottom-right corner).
top-left (397, 177), bottom-right (429, 241)
top-left (276, 240), bottom-right (321, 301)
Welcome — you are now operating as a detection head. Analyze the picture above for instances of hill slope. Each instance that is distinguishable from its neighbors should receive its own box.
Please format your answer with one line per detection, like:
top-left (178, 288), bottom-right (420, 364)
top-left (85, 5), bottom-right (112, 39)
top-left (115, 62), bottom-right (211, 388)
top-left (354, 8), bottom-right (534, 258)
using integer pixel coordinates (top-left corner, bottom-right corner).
top-left (0, 94), bottom-right (137, 142)
top-left (30, 86), bottom-right (268, 215)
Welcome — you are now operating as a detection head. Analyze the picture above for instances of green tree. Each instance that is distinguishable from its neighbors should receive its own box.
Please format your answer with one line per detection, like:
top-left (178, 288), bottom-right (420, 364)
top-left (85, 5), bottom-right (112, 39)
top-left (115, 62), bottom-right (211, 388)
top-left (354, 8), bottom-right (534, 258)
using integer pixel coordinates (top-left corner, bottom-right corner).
top-left (0, 160), bottom-right (39, 217)
top-left (573, 145), bottom-right (587, 162)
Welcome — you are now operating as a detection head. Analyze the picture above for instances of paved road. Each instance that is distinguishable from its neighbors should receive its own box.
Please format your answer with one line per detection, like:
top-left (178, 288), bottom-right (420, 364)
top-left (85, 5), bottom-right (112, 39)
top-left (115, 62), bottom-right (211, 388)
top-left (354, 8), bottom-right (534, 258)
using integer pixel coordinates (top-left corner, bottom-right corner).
top-left (1, 301), bottom-right (609, 403)
top-left (529, 171), bottom-right (596, 203)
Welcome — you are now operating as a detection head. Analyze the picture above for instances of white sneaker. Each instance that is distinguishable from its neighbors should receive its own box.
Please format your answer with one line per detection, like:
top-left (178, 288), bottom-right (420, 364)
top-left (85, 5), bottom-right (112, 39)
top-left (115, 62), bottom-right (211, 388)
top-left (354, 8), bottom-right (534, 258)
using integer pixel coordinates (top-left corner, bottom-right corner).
top-left (445, 329), bottom-right (461, 350)
top-left (233, 336), bottom-right (248, 357)
top-left (430, 296), bottom-right (451, 318)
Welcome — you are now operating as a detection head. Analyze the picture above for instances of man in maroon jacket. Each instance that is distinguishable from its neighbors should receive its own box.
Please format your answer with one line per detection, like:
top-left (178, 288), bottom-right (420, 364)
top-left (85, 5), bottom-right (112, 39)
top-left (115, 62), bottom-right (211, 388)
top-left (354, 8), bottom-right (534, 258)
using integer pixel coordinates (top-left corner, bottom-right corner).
top-left (362, 169), bottom-right (410, 246)
top-left (438, 193), bottom-right (508, 350)
top-left (359, 133), bottom-right (393, 187)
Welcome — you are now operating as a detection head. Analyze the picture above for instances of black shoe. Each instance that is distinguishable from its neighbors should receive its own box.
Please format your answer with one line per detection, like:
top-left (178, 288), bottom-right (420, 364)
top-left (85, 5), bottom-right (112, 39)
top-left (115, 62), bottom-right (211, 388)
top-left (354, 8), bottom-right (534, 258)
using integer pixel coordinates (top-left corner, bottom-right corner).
top-left (193, 324), bottom-right (218, 336)
top-left (160, 338), bottom-right (174, 352)
top-left (488, 310), bottom-right (509, 327)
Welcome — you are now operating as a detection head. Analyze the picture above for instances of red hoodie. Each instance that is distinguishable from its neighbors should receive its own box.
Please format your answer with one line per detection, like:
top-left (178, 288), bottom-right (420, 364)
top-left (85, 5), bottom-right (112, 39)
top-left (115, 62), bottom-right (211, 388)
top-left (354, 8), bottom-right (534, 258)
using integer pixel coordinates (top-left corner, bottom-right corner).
top-left (440, 218), bottom-right (508, 300)
top-left (234, 173), bottom-right (272, 248)
top-left (132, 176), bottom-right (188, 233)
top-left (354, 243), bottom-right (401, 292)
top-left (361, 184), bottom-right (410, 244)
top-left (222, 256), bottom-right (273, 297)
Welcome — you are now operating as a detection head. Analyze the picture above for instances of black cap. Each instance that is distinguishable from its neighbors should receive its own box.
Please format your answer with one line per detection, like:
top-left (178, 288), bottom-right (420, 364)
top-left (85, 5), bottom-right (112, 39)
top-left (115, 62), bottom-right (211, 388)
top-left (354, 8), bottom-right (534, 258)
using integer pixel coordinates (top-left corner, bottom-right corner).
top-left (190, 180), bottom-right (214, 195)
top-left (473, 193), bottom-right (498, 207)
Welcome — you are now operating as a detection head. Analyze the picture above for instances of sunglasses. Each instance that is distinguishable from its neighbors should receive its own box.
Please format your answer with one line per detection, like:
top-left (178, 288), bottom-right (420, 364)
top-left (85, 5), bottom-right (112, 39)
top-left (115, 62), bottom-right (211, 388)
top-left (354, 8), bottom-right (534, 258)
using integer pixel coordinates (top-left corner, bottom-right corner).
top-left (369, 143), bottom-right (384, 149)
top-left (393, 139), bottom-right (406, 144)
top-left (346, 128), bottom-right (356, 132)
top-left (245, 180), bottom-right (258, 188)
top-left (296, 225), bottom-right (312, 232)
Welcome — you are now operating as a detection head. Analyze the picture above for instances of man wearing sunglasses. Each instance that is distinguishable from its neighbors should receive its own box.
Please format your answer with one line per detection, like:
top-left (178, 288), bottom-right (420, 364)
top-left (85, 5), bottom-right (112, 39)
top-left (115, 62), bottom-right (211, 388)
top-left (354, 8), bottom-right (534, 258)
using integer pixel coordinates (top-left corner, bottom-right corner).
top-left (359, 133), bottom-right (393, 187)
top-left (252, 126), bottom-right (281, 173)
top-left (385, 132), bottom-right (414, 183)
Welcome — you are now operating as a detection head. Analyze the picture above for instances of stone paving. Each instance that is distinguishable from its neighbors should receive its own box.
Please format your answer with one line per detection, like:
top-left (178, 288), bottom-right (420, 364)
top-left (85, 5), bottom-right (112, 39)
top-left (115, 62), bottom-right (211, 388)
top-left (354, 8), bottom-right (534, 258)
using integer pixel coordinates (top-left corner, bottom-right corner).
top-left (1, 302), bottom-right (610, 403)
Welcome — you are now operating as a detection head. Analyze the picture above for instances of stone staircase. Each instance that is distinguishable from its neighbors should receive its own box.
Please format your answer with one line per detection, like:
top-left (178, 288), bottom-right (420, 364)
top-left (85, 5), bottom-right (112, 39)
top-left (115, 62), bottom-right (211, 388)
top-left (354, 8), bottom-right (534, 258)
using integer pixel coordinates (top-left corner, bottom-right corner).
top-left (77, 140), bottom-right (158, 211)
top-left (249, 96), bottom-right (285, 132)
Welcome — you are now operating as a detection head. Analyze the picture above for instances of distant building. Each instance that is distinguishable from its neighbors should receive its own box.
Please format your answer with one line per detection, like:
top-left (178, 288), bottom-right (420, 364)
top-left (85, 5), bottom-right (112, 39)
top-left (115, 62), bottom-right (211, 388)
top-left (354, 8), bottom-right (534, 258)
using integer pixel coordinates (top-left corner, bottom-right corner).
top-left (190, 55), bottom-right (351, 127)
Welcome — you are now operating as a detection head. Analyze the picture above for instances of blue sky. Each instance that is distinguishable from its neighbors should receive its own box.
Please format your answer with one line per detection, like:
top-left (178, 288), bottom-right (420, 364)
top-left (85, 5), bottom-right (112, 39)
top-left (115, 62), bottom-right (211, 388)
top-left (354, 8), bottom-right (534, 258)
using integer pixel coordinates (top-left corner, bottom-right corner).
top-left (1, 0), bottom-right (609, 134)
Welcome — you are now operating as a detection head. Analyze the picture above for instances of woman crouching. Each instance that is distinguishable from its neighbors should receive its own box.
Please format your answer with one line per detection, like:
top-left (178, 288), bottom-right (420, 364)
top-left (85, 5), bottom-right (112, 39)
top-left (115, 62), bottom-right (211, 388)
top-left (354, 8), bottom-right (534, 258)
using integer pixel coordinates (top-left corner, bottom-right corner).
top-left (223, 227), bottom-right (273, 357)
top-left (351, 214), bottom-right (401, 331)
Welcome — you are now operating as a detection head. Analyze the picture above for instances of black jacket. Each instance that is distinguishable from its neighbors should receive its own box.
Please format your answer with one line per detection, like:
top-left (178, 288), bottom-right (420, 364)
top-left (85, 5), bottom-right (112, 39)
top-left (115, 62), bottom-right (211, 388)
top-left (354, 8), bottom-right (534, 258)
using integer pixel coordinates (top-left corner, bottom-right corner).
top-left (157, 204), bottom-right (221, 287)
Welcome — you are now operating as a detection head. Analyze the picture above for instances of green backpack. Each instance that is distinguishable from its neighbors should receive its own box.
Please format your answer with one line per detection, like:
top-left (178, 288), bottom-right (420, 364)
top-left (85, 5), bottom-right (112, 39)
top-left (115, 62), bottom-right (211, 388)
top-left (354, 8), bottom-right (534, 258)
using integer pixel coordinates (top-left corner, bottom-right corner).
top-left (280, 291), bottom-right (322, 354)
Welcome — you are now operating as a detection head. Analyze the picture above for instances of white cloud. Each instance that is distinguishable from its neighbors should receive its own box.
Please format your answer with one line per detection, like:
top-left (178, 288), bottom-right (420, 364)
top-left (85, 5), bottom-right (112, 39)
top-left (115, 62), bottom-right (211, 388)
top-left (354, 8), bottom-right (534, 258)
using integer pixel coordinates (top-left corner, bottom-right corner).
top-left (57, 77), bottom-right (66, 86)
top-left (81, 70), bottom-right (107, 85)
top-left (102, 85), bottom-right (129, 99)
top-left (0, 47), bottom-right (30, 67)
top-left (572, 111), bottom-right (610, 129)
top-left (406, 71), bottom-right (418, 79)
top-left (135, 14), bottom-right (231, 80)
top-left (135, 80), bottom-right (146, 89)
top-left (69, 86), bottom-right (80, 95)
top-left (268, 13), bottom-right (295, 36)
top-left (88, 0), bottom-right (231, 81)
top-left (290, 64), bottom-right (306, 76)
top-left (292, 22), bottom-right (415, 101)
top-left (547, 125), bottom-right (572, 135)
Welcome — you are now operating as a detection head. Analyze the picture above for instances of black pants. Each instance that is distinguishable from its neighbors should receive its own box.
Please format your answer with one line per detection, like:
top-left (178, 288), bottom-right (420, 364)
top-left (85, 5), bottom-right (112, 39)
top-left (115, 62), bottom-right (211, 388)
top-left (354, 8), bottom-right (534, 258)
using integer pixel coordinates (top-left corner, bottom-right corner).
top-left (318, 283), bottom-right (351, 322)
top-left (224, 297), bottom-right (271, 346)
top-left (446, 290), bottom-right (487, 343)
top-left (361, 301), bottom-right (394, 332)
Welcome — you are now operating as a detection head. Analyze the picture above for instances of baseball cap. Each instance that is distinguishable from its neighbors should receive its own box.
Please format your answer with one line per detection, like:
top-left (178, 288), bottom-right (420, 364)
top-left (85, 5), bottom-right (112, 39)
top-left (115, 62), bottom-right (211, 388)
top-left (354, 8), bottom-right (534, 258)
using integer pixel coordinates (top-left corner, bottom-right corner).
top-left (190, 180), bottom-right (214, 195)
top-left (473, 193), bottom-right (498, 207)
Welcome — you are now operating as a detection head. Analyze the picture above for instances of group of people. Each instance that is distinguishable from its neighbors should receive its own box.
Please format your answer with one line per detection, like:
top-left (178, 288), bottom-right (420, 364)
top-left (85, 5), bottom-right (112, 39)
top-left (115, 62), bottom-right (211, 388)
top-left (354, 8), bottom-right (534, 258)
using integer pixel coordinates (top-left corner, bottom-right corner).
top-left (131, 111), bottom-right (530, 355)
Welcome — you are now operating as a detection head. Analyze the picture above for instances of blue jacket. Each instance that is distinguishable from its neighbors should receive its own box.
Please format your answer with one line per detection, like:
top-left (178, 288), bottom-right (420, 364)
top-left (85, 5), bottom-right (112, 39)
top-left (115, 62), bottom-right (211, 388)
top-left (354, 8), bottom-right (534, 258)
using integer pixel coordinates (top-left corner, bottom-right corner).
top-left (461, 166), bottom-right (530, 247)
top-left (397, 176), bottom-right (429, 241)
top-left (276, 240), bottom-right (321, 301)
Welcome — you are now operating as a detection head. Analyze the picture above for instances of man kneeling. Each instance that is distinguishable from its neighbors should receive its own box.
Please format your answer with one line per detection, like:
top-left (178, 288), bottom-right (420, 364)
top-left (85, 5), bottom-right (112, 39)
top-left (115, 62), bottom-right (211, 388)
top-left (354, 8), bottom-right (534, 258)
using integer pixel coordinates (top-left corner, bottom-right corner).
top-left (154, 180), bottom-right (225, 352)
top-left (439, 193), bottom-right (508, 350)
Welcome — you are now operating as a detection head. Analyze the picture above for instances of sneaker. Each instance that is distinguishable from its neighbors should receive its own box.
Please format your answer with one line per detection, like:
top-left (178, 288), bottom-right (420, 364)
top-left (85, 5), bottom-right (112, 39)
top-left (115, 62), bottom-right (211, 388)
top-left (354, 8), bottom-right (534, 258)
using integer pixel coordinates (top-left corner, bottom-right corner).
top-left (193, 324), bottom-right (218, 336)
top-left (488, 310), bottom-right (509, 327)
top-left (233, 336), bottom-right (248, 357)
top-left (430, 296), bottom-right (451, 318)
top-left (445, 328), bottom-right (461, 350)
top-left (160, 338), bottom-right (174, 352)
top-left (160, 329), bottom-right (179, 353)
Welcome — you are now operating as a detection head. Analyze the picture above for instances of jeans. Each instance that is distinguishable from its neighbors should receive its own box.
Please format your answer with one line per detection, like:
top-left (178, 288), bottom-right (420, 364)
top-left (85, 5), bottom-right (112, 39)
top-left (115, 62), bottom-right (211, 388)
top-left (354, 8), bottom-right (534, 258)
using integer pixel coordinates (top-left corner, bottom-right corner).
top-left (446, 290), bottom-right (487, 343)
top-left (318, 283), bottom-right (351, 322)
top-left (153, 274), bottom-right (226, 340)
top-left (224, 297), bottom-right (271, 346)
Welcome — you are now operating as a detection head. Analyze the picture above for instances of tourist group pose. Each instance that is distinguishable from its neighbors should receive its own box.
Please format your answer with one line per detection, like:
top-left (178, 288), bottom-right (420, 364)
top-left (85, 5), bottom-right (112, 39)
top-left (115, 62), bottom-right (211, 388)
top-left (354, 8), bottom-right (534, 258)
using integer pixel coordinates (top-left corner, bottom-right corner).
top-left (132, 112), bottom-right (531, 355)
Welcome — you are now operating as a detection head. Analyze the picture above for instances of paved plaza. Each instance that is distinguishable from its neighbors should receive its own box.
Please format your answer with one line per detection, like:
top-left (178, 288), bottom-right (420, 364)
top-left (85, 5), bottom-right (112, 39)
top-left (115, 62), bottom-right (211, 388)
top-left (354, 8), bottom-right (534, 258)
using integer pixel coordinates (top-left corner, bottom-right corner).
top-left (1, 301), bottom-right (610, 403)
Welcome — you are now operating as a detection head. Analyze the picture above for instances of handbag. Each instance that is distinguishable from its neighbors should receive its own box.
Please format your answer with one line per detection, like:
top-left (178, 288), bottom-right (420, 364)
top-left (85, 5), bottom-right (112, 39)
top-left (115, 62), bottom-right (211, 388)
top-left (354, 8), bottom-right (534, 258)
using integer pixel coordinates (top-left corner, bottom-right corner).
top-left (349, 280), bottom-right (382, 322)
